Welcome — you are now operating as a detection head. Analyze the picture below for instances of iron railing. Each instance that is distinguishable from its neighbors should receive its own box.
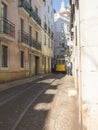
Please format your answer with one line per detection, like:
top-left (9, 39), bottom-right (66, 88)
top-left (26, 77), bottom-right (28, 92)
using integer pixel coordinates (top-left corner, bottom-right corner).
top-left (18, 0), bottom-right (30, 14)
top-left (32, 39), bottom-right (41, 50)
top-left (30, 7), bottom-right (41, 26)
top-left (18, 0), bottom-right (41, 26)
top-left (19, 30), bottom-right (29, 45)
top-left (48, 27), bottom-right (50, 35)
top-left (44, 22), bottom-right (47, 31)
top-left (0, 17), bottom-right (15, 38)
top-left (51, 32), bottom-right (54, 39)
top-left (19, 34), bottom-right (41, 50)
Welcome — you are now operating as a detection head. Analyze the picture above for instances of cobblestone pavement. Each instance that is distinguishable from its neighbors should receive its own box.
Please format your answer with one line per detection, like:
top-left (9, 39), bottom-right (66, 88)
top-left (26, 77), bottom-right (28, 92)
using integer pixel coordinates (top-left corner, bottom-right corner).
top-left (0, 74), bottom-right (50, 92)
top-left (45, 75), bottom-right (79, 130)
top-left (16, 75), bottom-right (79, 130)
top-left (0, 74), bottom-right (79, 130)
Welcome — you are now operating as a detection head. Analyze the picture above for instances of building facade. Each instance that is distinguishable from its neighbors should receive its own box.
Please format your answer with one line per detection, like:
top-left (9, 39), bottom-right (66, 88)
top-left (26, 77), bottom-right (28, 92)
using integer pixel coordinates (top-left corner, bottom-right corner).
top-left (0, 0), bottom-right (51, 82)
top-left (54, 0), bottom-right (70, 65)
top-left (41, 0), bottom-right (54, 74)
top-left (70, 0), bottom-right (98, 130)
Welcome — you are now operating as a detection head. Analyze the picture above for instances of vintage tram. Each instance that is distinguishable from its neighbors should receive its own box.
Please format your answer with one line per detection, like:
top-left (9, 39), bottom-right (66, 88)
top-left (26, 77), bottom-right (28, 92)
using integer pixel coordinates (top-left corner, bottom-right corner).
top-left (55, 58), bottom-right (66, 73)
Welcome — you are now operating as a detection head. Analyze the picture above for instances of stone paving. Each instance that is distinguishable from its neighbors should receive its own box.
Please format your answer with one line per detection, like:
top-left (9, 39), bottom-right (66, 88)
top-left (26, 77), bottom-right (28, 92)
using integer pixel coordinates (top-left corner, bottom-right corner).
top-left (0, 74), bottom-right (49, 92)
top-left (0, 74), bottom-right (79, 130)
top-left (45, 75), bottom-right (79, 130)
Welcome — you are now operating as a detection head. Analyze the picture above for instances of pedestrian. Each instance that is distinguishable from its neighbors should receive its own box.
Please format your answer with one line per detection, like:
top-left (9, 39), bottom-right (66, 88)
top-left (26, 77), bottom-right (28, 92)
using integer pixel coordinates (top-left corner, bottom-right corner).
top-left (66, 62), bottom-right (70, 75)
top-left (67, 62), bottom-right (72, 75)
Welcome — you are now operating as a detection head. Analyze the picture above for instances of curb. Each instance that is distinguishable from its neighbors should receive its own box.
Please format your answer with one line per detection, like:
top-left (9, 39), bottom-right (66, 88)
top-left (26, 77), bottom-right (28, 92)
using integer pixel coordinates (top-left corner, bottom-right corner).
top-left (0, 74), bottom-right (51, 92)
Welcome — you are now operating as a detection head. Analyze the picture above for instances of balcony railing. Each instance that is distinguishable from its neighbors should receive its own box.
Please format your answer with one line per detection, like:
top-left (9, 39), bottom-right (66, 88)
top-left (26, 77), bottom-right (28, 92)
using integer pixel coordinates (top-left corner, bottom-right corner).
top-left (19, 30), bottom-right (29, 45)
top-left (18, 0), bottom-right (41, 26)
top-left (30, 7), bottom-right (41, 26)
top-left (19, 32), bottom-right (41, 50)
top-left (0, 17), bottom-right (15, 38)
top-left (44, 22), bottom-right (47, 31)
top-left (30, 39), bottom-right (41, 51)
top-left (51, 32), bottom-right (54, 39)
top-left (48, 27), bottom-right (50, 35)
top-left (18, 0), bottom-right (30, 14)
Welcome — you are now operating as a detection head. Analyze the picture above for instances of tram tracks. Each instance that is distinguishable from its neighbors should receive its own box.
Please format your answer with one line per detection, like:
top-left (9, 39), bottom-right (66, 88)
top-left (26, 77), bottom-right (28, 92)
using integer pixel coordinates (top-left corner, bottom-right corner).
top-left (0, 75), bottom-right (52, 107)
top-left (0, 74), bottom-right (61, 130)
top-left (11, 78), bottom-right (56, 130)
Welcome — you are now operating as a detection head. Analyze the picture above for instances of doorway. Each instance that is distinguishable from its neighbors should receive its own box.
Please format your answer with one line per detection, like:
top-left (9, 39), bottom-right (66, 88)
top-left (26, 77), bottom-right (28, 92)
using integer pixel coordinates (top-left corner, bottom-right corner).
top-left (35, 56), bottom-right (39, 75)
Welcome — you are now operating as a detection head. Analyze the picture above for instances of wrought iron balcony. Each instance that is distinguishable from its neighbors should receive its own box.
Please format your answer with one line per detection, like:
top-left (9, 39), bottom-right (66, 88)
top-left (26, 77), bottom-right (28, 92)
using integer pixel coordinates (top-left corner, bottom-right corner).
top-left (44, 22), bottom-right (47, 31)
top-left (51, 32), bottom-right (54, 39)
top-left (0, 17), bottom-right (15, 39)
top-left (34, 12), bottom-right (41, 26)
top-left (30, 7), bottom-right (41, 26)
top-left (18, 30), bottom-right (29, 45)
top-left (18, 0), bottom-right (30, 14)
top-left (31, 39), bottom-right (41, 51)
top-left (48, 27), bottom-right (50, 35)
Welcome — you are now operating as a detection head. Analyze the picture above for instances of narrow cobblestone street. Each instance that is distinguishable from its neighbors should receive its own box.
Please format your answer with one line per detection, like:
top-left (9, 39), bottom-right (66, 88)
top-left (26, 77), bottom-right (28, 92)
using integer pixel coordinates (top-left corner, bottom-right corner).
top-left (0, 74), bottom-right (79, 130)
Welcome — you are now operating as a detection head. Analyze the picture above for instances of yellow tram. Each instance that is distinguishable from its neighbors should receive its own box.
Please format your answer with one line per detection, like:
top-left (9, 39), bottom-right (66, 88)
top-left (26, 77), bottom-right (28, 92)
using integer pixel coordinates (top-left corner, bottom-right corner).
top-left (55, 58), bottom-right (66, 73)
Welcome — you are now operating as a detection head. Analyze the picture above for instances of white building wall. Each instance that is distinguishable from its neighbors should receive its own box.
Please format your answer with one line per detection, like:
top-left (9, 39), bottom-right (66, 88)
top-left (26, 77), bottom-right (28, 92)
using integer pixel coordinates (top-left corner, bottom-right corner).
top-left (80, 0), bottom-right (98, 129)
top-left (73, 0), bottom-right (98, 129)
top-left (54, 11), bottom-right (70, 61)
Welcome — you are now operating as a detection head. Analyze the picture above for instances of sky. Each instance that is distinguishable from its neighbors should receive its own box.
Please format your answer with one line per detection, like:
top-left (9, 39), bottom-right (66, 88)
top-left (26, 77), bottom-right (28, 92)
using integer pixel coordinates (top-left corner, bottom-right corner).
top-left (53, 0), bottom-right (69, 12)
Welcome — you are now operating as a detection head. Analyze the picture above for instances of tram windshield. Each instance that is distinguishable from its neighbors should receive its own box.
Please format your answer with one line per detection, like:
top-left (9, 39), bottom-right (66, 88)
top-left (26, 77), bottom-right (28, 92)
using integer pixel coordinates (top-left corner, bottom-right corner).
top-left (56, 59), bottom-right (65, 65)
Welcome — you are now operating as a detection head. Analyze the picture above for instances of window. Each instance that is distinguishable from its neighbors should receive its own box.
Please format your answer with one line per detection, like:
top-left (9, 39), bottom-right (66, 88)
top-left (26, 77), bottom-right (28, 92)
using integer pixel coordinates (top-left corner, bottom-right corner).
top-left (35, 31), bottom-right (38, 43)
top-left (2, 2), bottom-right (7, 33)
top-left (29, 26), bottom-right (32, 46)
top-left (2, 45), bottom-right (8, 67)
top-left (20, 51), bottom-right (24, 68)
top-left (20, 18), bottom-right (24, 32)
top-left (20, 18), bottom-right (24, 42)
top-left (44, 34), bottom-right (46, 45)
top-left (2, 2), bottom-right (7, 19)
top-left (35, 6), bottom-right (38, 14)
top-left (29, 26), bottom-right (32, 37)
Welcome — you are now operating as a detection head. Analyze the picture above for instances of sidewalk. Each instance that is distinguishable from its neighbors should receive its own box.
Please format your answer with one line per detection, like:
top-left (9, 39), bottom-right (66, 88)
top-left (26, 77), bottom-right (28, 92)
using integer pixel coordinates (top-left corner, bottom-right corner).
top-left (0, 74), bottom-right (50, 92)
top-left (45, 75), bottom-right (79, 130)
